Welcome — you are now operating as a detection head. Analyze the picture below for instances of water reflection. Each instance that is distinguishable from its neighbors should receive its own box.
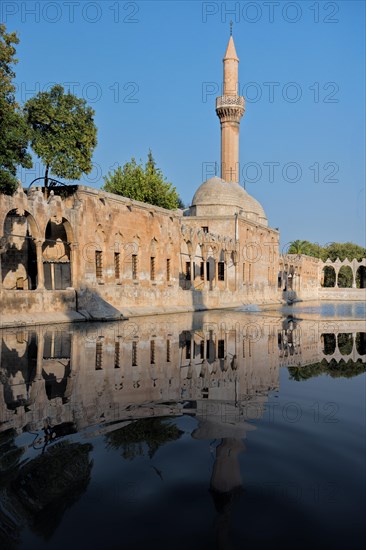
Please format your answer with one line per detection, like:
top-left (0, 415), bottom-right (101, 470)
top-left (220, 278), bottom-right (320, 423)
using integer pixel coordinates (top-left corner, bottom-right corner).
top-left (0, 311), bottom-right (365, 548)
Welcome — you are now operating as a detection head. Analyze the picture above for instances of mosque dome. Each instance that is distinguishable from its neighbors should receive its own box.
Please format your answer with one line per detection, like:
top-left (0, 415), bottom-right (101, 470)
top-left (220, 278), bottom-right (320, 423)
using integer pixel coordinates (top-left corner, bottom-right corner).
top-left (189, 176), bottom-right (268, 226)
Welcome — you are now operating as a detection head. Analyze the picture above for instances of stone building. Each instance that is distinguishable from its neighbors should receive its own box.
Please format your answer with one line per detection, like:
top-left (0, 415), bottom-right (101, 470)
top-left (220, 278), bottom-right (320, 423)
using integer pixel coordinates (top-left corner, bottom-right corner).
top-left (0, 34), bottom-right (364, 327)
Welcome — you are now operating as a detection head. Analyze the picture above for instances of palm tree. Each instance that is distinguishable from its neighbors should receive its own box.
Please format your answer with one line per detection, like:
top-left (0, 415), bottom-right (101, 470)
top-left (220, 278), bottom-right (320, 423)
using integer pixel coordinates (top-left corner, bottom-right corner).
top-left (288, 240), bottom-right (309, 254)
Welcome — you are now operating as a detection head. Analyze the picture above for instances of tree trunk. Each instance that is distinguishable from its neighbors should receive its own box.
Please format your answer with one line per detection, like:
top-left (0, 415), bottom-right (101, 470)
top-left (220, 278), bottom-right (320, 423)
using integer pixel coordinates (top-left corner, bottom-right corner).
top-left (44, 165), bottom-right (49, 199)
top-left (45, 165), bottom-right (49, 188)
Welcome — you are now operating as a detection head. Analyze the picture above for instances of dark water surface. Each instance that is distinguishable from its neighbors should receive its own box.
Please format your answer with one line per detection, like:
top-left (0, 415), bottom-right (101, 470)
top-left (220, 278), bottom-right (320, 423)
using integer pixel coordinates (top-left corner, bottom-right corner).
top-left (0, 307), bottom-right (365, 549)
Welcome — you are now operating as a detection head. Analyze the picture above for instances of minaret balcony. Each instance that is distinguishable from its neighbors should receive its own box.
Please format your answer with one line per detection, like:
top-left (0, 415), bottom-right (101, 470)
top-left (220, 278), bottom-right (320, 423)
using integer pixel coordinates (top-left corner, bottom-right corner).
top-left (216, 96), bottom-right (245, 121)
top-left (216, 96), bottom-right (245, 109)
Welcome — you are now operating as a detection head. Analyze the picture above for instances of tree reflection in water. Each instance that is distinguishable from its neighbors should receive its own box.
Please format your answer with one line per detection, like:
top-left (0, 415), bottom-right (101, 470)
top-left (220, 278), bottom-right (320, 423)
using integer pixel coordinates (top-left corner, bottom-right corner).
top-left (288, 359), bottom-right (366, 381)
top-left (105, 417), bottom-right (183, 459)
top-left (0, 440), bottom-right (93, 544)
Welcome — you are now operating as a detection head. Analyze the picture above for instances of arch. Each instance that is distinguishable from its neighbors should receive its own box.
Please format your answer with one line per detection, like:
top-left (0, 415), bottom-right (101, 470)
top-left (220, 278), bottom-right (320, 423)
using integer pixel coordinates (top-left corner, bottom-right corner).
top-left (60, 217), bottom-right (74, 244)
top-left (2, 208), bottom-right (40, 240)
top-left (356, 333), bottom-right (366, 356)
top-left (179, 240), bottom-right (192, 289)
top-left (42, 218), bottom-right (71, 290)
top-left (322, 333), bottom-right (336, 355)
top-left (356, 265), bottom-right (366, 288)
top-left (338, 333), bottom-right (353, 355)
top-left (338, 265), bottom-right (353, 288)
top-left (1, 210), bottom-right (39, 290)
top-left (150, 237), bottom-right (158, 257)
top-left (322, 266), bottom-right (336, 287)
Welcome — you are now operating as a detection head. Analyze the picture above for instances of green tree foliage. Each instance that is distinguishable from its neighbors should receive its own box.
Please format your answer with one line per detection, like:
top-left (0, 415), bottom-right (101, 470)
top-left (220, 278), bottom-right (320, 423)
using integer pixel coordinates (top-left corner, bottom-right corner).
top-left (0, 24), bottom-right (32, 194)
top-left (288, 359), bottom-right (366, 381)
top-left (24, 84), bottom-right (97, 186)
top-left (289, 240), bottom-right (366, 262)
top-left (288, 240), bottom-right (323, 258)
top-left (103, 150), bottom-right (181, 210)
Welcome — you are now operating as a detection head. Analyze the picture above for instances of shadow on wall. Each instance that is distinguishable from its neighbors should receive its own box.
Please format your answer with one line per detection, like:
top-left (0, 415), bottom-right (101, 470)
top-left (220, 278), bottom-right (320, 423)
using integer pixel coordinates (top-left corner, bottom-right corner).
top-left (76, 286), bottom-right (125, 321)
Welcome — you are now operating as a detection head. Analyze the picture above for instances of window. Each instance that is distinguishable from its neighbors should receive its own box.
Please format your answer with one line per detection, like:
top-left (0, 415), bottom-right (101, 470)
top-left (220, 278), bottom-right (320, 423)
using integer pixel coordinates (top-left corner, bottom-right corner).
top-left (150, 257), bottom-right (155, 281)
top-left (132, 341), bottom-right (137, 366)
top-left (95, 251), bottom-right (103, 279)
top-left (166, 339), bottom-right (171, 362)
top-left (95, 341), bottom-right (103, 370)
top-left (114, 252), bottom-right (120, 280)
top-left (166, 258), bottom-right (171, 281)
top-left (132, 254), bottom-right (138, 280)
top-left (278, 272), bottom-right (282, 288)
top-left (218, 262), bottom-right (225, 281)
top-left (185, 261), bottom-right (191, 280)
top-left (186, 339), bottom-right (191, 359)
top-left (218, 339), bottom-right (225, 359)
top-left (150, 340), bottom-right (155, 364)
top-left (200, 262), bottom-right (204, 280)
top-left (206, 262), bottom-right (210, 281)
top-left (248, 263), bottom-right (252, 283)
top-left (114, 341), bottom-right (120, 368)
top-left (200, 340), bottom-right (204, 359)
top-left (201, 226), bottom-right (209, 234)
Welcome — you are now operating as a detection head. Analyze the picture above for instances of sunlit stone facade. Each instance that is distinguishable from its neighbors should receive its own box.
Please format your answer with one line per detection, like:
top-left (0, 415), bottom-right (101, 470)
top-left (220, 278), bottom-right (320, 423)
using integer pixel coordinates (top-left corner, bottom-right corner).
top-left (0, 36), bottom-right (365, 326)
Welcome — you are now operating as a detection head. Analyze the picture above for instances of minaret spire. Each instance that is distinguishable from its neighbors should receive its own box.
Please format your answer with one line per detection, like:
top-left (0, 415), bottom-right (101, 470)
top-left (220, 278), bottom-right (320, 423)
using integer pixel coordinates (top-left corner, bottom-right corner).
top-left (215, 34), bottom-right (245, 184)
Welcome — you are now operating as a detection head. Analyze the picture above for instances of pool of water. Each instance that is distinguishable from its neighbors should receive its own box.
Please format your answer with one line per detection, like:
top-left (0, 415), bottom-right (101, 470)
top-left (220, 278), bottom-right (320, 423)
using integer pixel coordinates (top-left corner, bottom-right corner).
top-left (0, 307), bottom-right (365, 549)
top-left (260, 300), bottom-right (366, 319)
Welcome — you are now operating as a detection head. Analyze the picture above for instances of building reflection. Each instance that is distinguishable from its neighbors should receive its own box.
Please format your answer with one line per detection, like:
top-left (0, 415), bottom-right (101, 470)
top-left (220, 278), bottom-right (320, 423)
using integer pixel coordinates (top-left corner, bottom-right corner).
top-left (0, 312), bottom-right (365, 432)
top-left (0, 312), bottom-right (365, 546)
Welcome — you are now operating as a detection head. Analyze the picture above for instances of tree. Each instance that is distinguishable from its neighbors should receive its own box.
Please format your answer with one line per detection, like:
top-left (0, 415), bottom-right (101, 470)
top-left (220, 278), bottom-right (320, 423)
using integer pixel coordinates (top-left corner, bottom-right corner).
top-left (24, 84), bottom-right (97, 187)
top-left (0, 24), bottom-right (32, 194)
top-left (288, 240), bottom-right (323, 257)
top-left (103, 150), bottom-right (182, 210)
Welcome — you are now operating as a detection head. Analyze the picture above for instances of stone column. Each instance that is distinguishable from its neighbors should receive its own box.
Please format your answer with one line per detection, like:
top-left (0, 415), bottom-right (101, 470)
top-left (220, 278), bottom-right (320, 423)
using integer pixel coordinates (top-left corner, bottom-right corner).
top-left (224, 253), bottom-right (230, 290)
top-left (35, 240), bottom-right (45, 290)
top-left (190, 256), bottom-right (195, 289)
top-left (0, 236), bottom-right (8, 290)
top-left (335, 269), bottom-right (339, 288)
top-left (36, 330), bottom-right (44, 379)
top-left (70, 243), bottom-right (78, 288)
top-left (352, 268), bottom-right (356, 289)
top-left (190, 337), bottom-right (195, 366)
top-left (203, 255), bottom-right (208, 289)
top-left (50, 263), bottom-right (55, 290)
top-left (233, 252), bottom-right (239, 291)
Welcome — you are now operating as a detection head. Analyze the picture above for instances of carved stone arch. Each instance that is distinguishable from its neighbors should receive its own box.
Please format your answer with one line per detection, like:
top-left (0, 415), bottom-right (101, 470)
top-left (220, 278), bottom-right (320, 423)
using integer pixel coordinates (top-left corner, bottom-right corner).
top-left (95, 225), bottom-right (106, 251)
top-left (113, 231), bottom-right (124, 252)
top-left (1, 209), bottom-right (40, 290)
top-left (150, 237), bottom-right (158, 257)
top-left (166, 236), bottom-right (173, 257)
top-left (2, 208), bottom-right (40, 241)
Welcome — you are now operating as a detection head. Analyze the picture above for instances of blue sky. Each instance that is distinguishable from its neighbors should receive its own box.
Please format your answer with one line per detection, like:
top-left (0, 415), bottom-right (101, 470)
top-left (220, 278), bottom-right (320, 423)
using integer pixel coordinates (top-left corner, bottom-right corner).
top-left (3, 0), bottom-right (365, 247)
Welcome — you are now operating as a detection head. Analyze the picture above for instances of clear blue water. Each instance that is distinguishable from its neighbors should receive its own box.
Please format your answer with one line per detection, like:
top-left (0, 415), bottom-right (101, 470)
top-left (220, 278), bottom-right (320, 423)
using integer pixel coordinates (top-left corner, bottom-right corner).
top-left (0, 306), bottom-right (365, 549)
top-left (262, 300), bottom-right (366, 319)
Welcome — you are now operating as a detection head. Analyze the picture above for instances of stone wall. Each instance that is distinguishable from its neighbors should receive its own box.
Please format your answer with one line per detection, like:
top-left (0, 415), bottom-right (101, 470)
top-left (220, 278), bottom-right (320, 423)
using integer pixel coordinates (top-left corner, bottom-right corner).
top-left (1, 185), bottom-right (364, 327)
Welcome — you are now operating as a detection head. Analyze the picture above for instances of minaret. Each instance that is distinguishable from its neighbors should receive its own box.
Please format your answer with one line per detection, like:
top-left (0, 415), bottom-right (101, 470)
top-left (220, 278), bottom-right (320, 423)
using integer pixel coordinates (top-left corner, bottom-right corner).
top-left (216, 27), bottom-right (245, 184)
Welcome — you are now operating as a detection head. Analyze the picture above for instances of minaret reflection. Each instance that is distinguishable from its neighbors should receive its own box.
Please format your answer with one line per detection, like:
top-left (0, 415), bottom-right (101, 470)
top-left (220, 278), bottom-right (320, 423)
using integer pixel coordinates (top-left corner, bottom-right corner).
top-left (210, 439), bottom-right (245, 550)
